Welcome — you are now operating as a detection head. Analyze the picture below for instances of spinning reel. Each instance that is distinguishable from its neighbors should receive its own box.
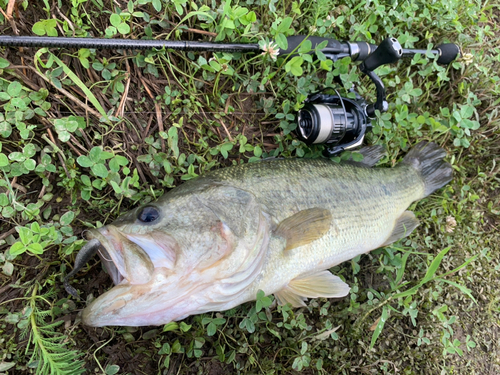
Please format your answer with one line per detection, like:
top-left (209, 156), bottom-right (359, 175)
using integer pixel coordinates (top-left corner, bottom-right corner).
top-left (293, 37), bottom-right (461, 156)
top-left (297, 89), bottom-right (371, 157)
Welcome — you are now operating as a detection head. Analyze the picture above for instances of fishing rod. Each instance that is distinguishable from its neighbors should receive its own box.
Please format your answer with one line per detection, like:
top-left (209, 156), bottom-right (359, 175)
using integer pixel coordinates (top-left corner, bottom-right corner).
top-left (0, 35), bottom-right (461, 156)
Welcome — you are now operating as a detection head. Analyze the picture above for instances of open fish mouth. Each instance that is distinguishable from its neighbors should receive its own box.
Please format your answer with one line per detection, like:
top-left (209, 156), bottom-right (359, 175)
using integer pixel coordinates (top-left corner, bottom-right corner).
top-left (63, 226), bottom-right (153, 299)
top-left (95, 243), bottom-right (124, 285)
top-left (84, 227), bottom-right (127, 286)
top-left (62, 235), bottom-right (124, 300)
top-left (85, 226), bottom-right (161, 286)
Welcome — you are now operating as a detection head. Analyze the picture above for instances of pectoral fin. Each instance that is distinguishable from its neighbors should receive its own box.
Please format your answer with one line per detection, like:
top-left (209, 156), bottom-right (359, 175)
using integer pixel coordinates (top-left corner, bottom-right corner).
top-left (381, 211), bottom-right (420, 247)
top-left (274, 271), bottom-right (350, 307)
top-left (275, 208), bottom-right (332, 251)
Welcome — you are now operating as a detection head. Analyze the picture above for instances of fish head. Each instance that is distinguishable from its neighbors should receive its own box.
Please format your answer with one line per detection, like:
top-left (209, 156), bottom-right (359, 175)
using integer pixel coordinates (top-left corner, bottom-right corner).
top-left (82, 183), bottom-right (271, 326)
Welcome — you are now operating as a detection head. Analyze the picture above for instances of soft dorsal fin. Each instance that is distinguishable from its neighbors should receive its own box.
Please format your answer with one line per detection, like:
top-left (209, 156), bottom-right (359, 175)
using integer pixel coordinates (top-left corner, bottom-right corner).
top-left (381, 210), bottom-right (420, 247)
top-left (344, 145), bottom-right (386, 167)
top-left (274, 271), bottom-right (350, 307)
top-left (274, 208), bottom-right (332, 251)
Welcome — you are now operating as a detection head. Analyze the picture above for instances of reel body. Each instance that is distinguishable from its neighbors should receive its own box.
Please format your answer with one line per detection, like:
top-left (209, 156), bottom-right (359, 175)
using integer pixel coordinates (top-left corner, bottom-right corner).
top-left (293, 37), bottom-right (408, 157)
top-left (296, 91), bottom-right (372, 157)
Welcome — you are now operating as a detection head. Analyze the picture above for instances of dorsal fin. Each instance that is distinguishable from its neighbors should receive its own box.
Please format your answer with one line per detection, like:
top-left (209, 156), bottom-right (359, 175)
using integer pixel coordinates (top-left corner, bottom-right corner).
top-left (344, 145), bottom-right (386, 167)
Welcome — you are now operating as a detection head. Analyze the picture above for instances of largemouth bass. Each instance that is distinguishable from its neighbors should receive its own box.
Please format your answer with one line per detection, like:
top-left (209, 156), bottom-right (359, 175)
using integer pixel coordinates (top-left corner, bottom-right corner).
top-left (69, 142), bottom-right (452, 327)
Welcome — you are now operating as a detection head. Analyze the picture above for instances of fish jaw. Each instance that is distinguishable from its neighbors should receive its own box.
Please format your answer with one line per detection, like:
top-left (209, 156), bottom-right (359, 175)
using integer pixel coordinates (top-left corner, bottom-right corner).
top-left (81, 270), bottom-right (207, 326)
top-left (81, 265), bottom-right (263, 327)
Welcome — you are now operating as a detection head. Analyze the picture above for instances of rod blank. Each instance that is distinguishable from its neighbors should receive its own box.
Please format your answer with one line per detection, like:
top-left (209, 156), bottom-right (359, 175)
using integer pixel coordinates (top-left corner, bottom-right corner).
top-left (0, 35), bottom-right (261, 53)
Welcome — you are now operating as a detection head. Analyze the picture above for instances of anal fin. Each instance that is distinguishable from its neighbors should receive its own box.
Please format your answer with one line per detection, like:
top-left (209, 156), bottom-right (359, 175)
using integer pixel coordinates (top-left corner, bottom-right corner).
top-left (274, 288), bottom-right (308, 307)
top-left (381, 211), bottom-right (420, 247)
top-left (274, 271), bottom-right (350, 307)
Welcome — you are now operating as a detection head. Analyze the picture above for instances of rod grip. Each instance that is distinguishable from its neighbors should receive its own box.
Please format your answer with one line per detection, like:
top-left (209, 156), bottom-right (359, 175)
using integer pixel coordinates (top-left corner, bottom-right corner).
top-left (436, 43), bottom-right (461, 64)
top-left (279, 35), bottom-right (346, 56)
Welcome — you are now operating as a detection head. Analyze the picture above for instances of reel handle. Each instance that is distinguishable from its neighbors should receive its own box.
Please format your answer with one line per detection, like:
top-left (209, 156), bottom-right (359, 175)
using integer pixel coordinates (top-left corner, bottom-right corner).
top-left (360, 37), bottom-right (403, 72)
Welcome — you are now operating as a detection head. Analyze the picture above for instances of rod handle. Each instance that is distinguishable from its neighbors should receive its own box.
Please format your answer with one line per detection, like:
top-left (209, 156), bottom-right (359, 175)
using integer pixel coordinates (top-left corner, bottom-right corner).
top-left (279, 35), bottom-right (347, 56)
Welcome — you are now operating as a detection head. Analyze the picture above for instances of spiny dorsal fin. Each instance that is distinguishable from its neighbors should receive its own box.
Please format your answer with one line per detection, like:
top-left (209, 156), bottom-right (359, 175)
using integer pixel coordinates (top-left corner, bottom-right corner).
top-left (344, 145), bottom-right (386, 167)
top-left (274, 271), bottom-right (350, 307)
top-left (274, 208), bottom-right (332, 252)
top-left (381, 211), bottom-right (420, 247)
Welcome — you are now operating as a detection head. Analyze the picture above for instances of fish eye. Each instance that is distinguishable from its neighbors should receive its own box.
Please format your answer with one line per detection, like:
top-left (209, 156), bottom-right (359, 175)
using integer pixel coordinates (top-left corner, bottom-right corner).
top-left (138, 206), bottom-right (160, 223)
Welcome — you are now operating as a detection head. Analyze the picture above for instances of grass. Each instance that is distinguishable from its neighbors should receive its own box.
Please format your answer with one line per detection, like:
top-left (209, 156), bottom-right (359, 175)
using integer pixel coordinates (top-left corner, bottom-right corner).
top-left (0, 0), bottom-right (499, 374)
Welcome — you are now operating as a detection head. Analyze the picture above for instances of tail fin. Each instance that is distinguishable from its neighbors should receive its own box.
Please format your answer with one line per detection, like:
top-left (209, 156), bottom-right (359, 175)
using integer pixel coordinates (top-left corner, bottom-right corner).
top-left (402, 142), bottom-right (453, 197)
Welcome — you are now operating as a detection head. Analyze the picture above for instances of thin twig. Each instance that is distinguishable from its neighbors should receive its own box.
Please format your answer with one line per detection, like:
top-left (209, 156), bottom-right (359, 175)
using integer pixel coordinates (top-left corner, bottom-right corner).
top-left (53, 14), bottom-right (65, 36)
top-left (65, 137), bottom-right (83, 157)
top-left (155, 102), bottom-right (166, 152)
top-left (55, 6), bottom-right (75, 36)
top-left (139, 76), bottom-right (154, 99)
top-left (0, 227), bottom-right (17, 241)
top-left (5, 0), bottom-right (18, 34)
top-left (143, 112), bottom-right (154, 139)
top-left (183, 28), bottom-right (217, 37)
top-left (37, 184), bottom-right (47, 200)
top-left (11, 181), bottom-right (27, 194)
top-left (8, 66), bottom-right (41, 91)
top-left (115, 55), bottom-right (131, 118)
top-left (219, 119), bottom-right (233, 141)
top-left (69, 134), bottom-right (88, 153)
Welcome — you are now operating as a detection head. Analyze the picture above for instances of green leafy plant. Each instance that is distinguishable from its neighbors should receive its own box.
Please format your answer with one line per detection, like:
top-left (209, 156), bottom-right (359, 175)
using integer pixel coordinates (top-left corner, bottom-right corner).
top-left (32, 19), bottom-right (58, 36)
top-left (76, 146), bottom-right (113, 179)
top-left (9, 222), bottom-right (58, 257)
top-left (53, 116), bottom-right (86, 142)
top-left (16, 286), bottom-right (85, 375)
